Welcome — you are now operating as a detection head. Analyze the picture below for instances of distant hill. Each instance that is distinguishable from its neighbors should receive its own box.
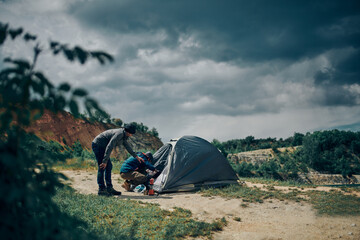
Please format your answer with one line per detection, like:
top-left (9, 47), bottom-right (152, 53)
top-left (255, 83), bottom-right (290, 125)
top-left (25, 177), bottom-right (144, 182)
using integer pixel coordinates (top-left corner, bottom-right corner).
top-left (26, 110), bottom-right (163, 159)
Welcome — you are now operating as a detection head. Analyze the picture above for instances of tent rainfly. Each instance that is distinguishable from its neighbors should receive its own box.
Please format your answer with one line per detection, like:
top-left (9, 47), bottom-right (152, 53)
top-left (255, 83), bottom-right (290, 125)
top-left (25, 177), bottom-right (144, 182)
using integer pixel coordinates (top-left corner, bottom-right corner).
top-left (152, 135), bottom-right (239, 193)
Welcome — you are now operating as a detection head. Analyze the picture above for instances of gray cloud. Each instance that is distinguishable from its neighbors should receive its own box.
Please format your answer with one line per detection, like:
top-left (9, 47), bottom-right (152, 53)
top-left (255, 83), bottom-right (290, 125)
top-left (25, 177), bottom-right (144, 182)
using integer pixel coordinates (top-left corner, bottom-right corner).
top-left (1, 0), bottom-right (360, 142)
top-left (69, 0), bottom-right (360, 62)
top-left (67, 0), bottom-right (360, 113)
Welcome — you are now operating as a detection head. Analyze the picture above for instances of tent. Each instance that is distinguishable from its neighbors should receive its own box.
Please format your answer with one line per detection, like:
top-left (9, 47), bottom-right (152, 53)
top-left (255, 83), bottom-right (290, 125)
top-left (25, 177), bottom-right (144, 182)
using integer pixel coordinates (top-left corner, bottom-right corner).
top-left (152, 135), bottom-right (239, 193)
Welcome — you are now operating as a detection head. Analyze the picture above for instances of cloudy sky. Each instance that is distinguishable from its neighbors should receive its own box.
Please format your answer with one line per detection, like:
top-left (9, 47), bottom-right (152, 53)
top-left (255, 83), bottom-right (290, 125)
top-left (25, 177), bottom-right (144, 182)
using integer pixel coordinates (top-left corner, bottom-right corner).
top-left (1, 0), bottom-right (360, 143)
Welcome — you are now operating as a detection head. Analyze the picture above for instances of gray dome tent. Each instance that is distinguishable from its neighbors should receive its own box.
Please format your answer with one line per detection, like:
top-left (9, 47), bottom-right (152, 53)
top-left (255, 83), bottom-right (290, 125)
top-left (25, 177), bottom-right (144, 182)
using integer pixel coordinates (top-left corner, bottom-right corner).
top-left (152, 135), bottom-right (239, 193)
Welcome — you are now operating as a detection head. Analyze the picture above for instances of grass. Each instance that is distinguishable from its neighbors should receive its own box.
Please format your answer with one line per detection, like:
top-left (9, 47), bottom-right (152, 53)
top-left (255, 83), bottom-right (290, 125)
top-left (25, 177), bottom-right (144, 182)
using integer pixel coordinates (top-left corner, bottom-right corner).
top-left (307, 190), bottom-right (360, 216)
top-left (200, 183), bottom-right (360, 216)
top-left (53, 187), bottom-right (227, 240)
top-left (53, 157), bottom-right (123, 171)
top-left (238, 177), bottom-right (316, 188)
top-left (200, 184), bottom-right (306, 203)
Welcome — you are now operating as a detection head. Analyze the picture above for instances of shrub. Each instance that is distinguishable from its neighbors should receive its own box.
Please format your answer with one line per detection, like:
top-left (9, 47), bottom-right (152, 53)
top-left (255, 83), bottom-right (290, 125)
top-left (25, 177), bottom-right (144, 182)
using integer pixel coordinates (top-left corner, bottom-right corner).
top-left (0, 22), bottom-right (112, 239)
top-left (235, 162), bottom-right (256, 177)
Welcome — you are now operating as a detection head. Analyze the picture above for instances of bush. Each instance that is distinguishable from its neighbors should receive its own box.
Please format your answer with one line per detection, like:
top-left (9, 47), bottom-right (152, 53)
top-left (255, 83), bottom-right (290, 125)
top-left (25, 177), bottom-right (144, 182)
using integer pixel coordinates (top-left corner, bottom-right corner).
top-left (300, 130), bottom-right (360, 174)
top-left (235, 162), bottom-right (256, 177)
top-left (0, 22), bottom-right (112, 239)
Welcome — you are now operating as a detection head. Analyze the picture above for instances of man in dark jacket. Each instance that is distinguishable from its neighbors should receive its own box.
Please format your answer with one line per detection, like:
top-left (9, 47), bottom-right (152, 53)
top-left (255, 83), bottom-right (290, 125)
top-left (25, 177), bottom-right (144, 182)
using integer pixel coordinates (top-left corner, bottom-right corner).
top-left (92, 123), bottom-right (142, 196)
top-left (120, 151), bottom-right (157, 193)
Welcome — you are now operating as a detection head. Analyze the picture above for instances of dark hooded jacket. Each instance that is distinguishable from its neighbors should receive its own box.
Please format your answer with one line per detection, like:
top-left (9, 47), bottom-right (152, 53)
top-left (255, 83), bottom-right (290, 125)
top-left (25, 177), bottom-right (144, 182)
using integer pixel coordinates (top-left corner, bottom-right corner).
top-left (92, 128), bottom-right (137, 164)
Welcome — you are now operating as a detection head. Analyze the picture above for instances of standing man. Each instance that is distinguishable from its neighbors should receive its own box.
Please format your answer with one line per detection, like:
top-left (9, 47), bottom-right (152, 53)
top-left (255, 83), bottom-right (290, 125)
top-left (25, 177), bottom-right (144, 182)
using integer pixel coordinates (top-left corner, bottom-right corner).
top-left (92, 123), bottom-right (143, 196)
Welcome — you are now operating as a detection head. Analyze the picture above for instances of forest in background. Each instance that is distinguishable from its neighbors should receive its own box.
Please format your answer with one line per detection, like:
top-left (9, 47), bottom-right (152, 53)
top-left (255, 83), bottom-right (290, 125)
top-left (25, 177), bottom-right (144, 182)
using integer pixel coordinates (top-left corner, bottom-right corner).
top-left (212, 130), bottom-right (360, 180)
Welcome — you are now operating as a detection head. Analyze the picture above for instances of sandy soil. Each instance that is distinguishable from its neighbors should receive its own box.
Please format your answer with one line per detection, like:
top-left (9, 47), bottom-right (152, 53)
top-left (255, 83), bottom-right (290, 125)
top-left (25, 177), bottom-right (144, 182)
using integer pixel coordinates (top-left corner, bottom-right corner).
top-left (61, 170), bottom-right (360, 240)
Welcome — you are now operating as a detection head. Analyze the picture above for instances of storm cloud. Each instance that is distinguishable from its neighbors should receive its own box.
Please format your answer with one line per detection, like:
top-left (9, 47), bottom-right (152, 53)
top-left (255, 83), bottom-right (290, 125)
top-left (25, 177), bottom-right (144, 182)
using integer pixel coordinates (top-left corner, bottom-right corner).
top-left (1, 0), bottom-right (359, 142)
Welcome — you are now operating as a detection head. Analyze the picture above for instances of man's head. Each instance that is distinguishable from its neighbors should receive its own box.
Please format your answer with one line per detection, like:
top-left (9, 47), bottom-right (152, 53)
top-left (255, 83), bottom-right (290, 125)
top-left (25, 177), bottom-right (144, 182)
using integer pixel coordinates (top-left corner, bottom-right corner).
top-left (124, 123), bottom-right (136, 136)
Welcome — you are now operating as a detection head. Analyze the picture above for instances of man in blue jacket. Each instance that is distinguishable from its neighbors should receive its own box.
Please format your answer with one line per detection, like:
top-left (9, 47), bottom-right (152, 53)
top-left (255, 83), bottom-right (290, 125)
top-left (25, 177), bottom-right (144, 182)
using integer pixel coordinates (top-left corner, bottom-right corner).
top-left (120, 151), bottom-right (157, 193)
top-left (92, 123), bottom-right (143, 196)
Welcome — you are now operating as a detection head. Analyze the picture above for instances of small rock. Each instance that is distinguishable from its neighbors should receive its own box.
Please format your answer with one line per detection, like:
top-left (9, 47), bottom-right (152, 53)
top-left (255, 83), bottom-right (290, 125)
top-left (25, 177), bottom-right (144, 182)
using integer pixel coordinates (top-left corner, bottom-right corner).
top-left (351, 223), bottom-right (356, 227)
top-left (348, 232), bottom-right (353, 235)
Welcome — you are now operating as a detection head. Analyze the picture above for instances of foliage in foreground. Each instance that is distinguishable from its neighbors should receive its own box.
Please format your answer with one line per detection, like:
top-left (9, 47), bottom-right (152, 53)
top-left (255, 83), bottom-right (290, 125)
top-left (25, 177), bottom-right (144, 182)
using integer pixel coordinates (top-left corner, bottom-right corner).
top-left (0, 22), bottom-right (111, 239)
top-left (200, 184), bottom-right (360, 216)
top-left (54, 188), bottom-right (226, 240)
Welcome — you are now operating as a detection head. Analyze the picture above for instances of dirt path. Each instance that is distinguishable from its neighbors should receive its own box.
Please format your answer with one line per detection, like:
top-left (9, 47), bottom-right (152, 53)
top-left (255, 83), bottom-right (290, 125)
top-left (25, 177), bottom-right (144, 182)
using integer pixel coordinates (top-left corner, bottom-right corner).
top-left (61, 170), bottom-right (360, 240)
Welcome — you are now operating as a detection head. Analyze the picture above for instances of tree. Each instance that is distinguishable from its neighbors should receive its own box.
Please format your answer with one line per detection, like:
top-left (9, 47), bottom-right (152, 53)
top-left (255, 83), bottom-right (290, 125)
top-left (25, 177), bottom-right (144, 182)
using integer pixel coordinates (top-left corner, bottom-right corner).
top-left (149, 127), bottom-right (159, 137)
top-left (211, 139), bottom-right (228, 157)
top-left (112, 118), bottom-right (123, 127)
top-left (0, 22), bottom-right (113, 239)
top-left (292, 132), bottom-right (304, 146)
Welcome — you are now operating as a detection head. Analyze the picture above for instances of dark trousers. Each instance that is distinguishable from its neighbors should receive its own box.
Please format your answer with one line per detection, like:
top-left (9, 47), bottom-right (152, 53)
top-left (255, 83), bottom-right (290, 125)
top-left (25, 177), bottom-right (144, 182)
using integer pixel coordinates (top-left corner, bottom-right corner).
top-left (92, 142), bottom-right (113, 189)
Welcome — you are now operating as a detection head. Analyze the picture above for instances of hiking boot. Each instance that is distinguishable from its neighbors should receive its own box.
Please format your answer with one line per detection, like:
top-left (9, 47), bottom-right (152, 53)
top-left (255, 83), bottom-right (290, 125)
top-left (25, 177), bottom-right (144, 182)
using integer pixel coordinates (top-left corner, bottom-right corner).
top-left (121, 180), bottom-right (132, 192)
top-left (98, 188), bottom-right (110, 196)
top-left (107, 187), bottom-right (121, 196)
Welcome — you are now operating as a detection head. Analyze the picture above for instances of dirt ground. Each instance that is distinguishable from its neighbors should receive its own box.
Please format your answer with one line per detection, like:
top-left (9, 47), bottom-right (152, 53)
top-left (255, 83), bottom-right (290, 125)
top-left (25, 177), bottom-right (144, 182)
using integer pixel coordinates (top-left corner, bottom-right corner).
top-left (61, 170), bottom-right (360, 240)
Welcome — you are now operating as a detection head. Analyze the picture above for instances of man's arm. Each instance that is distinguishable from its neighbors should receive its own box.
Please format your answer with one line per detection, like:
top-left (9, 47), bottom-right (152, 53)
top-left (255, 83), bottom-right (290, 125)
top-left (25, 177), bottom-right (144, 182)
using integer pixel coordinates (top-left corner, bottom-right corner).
top-left (123, 138), bottom-right (138, 158)
top-left (145, 161), bottom-right (156, 171)
top-left (99, 132), bottom-right (124, 169)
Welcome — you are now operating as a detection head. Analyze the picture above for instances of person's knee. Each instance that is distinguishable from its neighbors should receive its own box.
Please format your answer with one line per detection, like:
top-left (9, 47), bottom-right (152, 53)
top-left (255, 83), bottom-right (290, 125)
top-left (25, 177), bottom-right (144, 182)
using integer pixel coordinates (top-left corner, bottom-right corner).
top-left (136, 175), bottom-right (147, 183)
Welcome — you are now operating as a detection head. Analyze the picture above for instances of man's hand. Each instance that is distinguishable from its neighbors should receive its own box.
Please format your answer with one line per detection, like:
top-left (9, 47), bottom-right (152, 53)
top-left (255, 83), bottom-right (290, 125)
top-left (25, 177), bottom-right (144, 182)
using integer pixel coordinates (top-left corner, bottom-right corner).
top-left (136, 156), bottom-right (143, 162)
top-left (99, 162), bottom-right (107, 169)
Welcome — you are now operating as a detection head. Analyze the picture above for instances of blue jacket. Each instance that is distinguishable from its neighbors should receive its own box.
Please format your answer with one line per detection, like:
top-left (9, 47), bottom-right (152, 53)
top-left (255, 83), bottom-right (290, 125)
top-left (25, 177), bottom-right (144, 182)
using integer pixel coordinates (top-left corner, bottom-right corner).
top-left (120, 152), bottom-right (156, 173)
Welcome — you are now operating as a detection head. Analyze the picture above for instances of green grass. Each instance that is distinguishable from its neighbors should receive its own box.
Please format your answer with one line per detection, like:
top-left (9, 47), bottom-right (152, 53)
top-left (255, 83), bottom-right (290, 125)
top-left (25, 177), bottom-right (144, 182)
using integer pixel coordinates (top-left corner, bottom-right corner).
top-left (307, 190), bottom-right (360, 216)
top-left (53, 187), bottom-right (226, 240)
top-left (200, 184), bottom-right (306, 203)
top-left (53, 158), bottom-right (123, 171)
top-left (238, 177), bottom-right (316, 188)
top-left (200, 183), bottom-right (360, 216)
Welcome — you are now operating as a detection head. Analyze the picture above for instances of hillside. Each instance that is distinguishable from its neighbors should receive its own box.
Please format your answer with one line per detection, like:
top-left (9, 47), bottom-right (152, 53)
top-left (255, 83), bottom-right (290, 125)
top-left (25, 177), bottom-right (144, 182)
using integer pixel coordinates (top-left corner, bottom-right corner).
top-left (228, 147), bottom-right (297, 165)
top-left (26, 110), bottom-right (163, 159)
top-left (229, 147), bottom-right (360, 185)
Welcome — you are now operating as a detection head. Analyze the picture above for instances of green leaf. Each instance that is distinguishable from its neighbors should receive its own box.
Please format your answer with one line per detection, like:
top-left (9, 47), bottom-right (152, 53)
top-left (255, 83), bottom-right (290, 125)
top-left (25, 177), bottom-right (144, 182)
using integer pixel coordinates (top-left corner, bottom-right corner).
top-left (30, 78), bottom-right (45, 96)
top-left (72, 88), bottom-right (88, 97)
top-left (90, 51), bottom-right (114, 65)
top-left (85, 98), bottom-right (99, 109)
top-left (69, 99), bottom-right (79, 117)
top-left (63, 47), bottom-right (75, 61)
top-left (34, 72), bottom-right (54, 89)
top-left (0, 22), bottom-right (9, 45)
top-left (9, 28), bottom-right (23, 40)
top-left (23, 32), bottom-right (37, 41)
top-left (58, 83), bottom-right (71, 92)
top-left (50, 41), bottom-right (60, 49)
top-left (55, 95), bottom-right (66, 111)
top-left (12, 59), bottom-right (31, 70)
top-left (3, 58), bottom-right (31, 71)
top-left (74, 46), bottom-right (88, 64)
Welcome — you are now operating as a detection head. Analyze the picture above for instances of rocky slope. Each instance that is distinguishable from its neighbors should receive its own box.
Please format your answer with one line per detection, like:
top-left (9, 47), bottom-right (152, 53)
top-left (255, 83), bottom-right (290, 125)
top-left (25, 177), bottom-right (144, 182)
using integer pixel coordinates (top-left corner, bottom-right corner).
top-left (26, 110), bottom-right (163, 159)
top-left (228, 147), bottom-right (297, 165)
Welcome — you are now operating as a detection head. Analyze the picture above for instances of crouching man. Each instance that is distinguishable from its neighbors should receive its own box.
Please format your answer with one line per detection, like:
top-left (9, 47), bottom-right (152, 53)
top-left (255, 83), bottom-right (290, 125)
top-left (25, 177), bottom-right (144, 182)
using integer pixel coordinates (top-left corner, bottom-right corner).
top-left (120, 151), bottom-right (158, 194)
